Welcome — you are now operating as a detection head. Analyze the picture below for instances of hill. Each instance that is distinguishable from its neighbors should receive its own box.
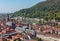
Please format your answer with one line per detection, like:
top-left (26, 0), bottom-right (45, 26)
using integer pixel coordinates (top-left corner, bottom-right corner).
top-left (11, 0), bottom-right (60, 21)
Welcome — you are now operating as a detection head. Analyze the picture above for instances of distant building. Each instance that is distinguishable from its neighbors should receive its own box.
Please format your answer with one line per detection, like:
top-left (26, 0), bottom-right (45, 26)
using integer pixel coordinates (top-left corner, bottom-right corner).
top-left (15, 26), bottom-right (36, 36)
top-left (15, 27), bottom-right (25, 33)
top-left (6, 21), bottom-right (16, 29)
top-left (6, 21), bottom-right (13, 26)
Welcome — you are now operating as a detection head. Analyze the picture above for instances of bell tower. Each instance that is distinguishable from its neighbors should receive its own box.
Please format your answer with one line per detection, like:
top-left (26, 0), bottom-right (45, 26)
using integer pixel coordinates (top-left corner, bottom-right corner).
top-left (7, 14), bottom-right (10, 21)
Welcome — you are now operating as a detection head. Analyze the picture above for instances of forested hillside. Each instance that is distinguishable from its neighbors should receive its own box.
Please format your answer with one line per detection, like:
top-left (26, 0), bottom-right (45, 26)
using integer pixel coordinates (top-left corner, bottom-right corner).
top-left (11, 0), bottom-right (60, 21)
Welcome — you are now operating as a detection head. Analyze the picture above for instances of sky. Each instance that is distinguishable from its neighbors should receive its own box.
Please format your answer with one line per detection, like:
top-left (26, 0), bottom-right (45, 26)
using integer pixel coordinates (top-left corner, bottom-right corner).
top-left (0, 0), bottom-right (46, 13)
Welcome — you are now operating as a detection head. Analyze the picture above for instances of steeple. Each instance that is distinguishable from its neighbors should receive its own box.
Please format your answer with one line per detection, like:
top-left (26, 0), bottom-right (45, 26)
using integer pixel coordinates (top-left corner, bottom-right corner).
top-left (7, 14), bottom-right (10, 21)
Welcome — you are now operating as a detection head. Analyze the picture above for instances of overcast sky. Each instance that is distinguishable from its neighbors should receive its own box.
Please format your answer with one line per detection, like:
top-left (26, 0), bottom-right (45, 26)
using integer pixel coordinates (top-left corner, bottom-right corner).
top-left (0, 0), bottom-right (46, 13)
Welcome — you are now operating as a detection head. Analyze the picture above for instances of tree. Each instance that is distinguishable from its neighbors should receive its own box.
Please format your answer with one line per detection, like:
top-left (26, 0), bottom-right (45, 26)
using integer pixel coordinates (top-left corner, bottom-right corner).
top-left (14, 38), bottom-right (21, 41)
top-left (38, 38), bottom-right (43, 41)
